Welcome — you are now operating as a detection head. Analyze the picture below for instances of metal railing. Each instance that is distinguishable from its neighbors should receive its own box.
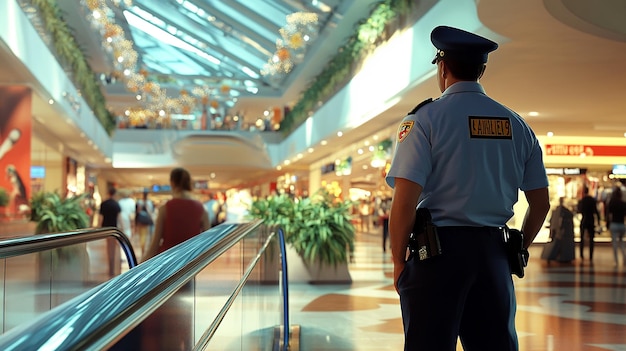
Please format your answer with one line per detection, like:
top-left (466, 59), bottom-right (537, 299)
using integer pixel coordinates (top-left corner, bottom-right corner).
top-left (0, 227), bottom-right (137, 266)
top-left (0, 220), bottom-right (291, 350)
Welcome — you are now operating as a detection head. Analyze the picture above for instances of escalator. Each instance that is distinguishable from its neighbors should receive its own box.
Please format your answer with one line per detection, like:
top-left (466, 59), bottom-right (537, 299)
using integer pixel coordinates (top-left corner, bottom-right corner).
top-left (0, 221), bottom-right (292, 350)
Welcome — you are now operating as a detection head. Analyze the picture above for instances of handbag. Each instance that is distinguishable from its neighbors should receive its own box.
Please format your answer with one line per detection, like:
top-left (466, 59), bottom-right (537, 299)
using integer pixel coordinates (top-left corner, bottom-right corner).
top-left (136, 207), bottom-right (153, 225)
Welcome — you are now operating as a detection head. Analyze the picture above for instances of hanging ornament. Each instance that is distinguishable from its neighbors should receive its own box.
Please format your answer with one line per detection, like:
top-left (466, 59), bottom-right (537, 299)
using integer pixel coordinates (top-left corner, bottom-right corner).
top-left (277, 47), bottom-right (291, 61)
top-left (86, 0), bottom-right (101, 11)
top-left (288, 33), bottom-right (304, 49)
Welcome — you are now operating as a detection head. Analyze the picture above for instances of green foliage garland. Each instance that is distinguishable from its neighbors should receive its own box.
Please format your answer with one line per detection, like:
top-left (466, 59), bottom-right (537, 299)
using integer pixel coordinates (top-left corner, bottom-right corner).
top-left (280, 0), bottom-right (416, 134)
top-left (30, 0), bottom-right (115, 134)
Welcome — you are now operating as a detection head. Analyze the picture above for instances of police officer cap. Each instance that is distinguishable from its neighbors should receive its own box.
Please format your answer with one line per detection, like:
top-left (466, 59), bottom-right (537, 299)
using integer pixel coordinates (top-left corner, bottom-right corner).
top-left (431, 25), bottom-right (498, 64)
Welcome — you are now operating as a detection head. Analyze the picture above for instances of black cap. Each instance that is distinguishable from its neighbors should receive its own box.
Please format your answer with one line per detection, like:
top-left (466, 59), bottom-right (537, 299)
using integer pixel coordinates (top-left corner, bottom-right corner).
top-left (430, 26), bottom-right (498, 64)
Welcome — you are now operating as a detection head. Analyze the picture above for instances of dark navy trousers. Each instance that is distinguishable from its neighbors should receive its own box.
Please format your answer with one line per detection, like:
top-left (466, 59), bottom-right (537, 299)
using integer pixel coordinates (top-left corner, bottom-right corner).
top-left (397, 226), bottom-right (518, 351)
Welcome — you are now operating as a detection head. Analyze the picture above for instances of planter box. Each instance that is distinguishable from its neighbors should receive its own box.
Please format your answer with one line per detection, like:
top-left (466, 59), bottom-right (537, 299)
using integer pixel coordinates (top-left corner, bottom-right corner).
top-left (286, 245), bottom-right (352, 284)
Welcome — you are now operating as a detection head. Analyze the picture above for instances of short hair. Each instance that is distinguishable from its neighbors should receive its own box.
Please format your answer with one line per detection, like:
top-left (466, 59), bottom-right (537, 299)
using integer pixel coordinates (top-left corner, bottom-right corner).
top-left (170, 167), bottom-right (192, 191)
top-left (440, 58), bottom-right (485, 81)
top-left (108, 187), bottom-right (117, 196)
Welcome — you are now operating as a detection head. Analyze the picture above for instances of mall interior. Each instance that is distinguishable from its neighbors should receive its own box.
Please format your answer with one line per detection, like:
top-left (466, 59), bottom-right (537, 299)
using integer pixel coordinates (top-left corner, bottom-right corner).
top-left (1, 0), bottom-right (626, 350)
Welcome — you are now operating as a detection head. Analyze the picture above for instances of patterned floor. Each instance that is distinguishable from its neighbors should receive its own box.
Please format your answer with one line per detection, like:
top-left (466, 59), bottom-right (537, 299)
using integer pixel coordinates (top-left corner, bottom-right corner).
top-left (288, 228), bottom-right (626, 351)
top-left (2, 226), bottom-right (624, 350)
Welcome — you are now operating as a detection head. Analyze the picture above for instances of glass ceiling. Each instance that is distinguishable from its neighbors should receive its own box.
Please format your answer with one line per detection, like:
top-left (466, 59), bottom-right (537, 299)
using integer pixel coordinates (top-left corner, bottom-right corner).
top-left (113, 0), bottom-right (343, 98)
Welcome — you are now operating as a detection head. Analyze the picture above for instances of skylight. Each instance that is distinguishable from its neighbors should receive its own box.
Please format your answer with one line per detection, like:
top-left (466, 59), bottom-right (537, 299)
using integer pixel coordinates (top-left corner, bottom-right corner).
top-left (124, 9), bottom-right (221, 67)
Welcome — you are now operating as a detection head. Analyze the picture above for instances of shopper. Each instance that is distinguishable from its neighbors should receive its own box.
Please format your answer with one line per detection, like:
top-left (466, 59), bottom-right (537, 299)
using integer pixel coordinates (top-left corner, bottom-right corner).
top-left (99, 187), bottom-right (122, 276)
top-left (386, 26), bottom-right (550, 350)
top-left (143, 167), bottom-right (210, 260)
top-left (141, 167), bottom-right (209, 351)
top-left (577, 186), bottom-right (600, 260)
top-left (117, 189), bottom-right (136, 241)
top-left (606, 187), bottom-right (626, 267)
top-left (134, 189), bottom-right (154, 259)
top-left (542, 197), bottom-right (575, 263)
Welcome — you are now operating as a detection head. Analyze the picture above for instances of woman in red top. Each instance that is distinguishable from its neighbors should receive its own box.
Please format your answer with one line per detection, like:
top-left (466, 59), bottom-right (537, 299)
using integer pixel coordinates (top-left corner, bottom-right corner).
top-left (143, 167), bottom-right (210, 260)
top-left (136, 168), bottom-right (210, 351)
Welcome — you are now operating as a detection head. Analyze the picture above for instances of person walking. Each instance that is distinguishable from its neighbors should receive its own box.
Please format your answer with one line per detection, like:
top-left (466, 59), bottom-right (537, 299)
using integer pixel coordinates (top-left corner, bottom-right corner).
top-left (117, 189), bottom-right (136, 241)
top-left (577, 186), bottom-right (600, 260)
top-left (141, 167), bottom-right (210, 351)
top-left (143, 167), bottom-right (210, 260)
top-left (606, 187), bottom-right (626, 267)
top-left (99, 187), bottom-right (122, 276)
top-left (134, 189), bottom-right (154, 259)
top-left (542, 197), bottom-right (575, 263)
top-left (386, 26), bottom-right (550, 351)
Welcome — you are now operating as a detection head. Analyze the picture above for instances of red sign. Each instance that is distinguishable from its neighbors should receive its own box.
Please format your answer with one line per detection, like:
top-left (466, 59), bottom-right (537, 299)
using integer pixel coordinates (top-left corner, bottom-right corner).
top-left (544, 144), bottom-right (626, 157)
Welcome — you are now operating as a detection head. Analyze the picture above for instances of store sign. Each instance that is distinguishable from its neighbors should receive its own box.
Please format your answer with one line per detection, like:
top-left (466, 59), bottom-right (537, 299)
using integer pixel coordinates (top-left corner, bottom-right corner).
top-left (613, 165), bottom-right (626, 175)
top-left (545, 144), bottom-right (626, 157)
top-left (545, 168), bottom-right (586, 175)
top-left (151, 184), bottom-right (172, 192)
top-left (321, 163), bottom-right (335, 175)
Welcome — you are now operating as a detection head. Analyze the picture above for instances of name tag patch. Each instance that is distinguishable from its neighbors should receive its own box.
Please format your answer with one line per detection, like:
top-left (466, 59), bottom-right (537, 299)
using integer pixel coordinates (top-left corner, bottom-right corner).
top-left (468, 116), bottom-right (512, 139)
top-left (398, 121), bottom-right (414, 142)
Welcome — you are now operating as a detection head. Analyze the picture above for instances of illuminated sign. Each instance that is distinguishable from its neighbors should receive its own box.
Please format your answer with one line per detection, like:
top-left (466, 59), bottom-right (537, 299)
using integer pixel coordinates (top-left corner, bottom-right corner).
top-left (545, 168), bottom-right (586, 175)
top-left (545, 144), bottom-right (626, 157)
top-left (613, 165), bottom-right (626, 175)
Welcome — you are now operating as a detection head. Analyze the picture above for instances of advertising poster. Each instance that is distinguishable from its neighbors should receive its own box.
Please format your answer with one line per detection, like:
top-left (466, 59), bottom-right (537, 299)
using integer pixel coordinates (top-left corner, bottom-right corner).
top-left (0, 86), bottom-right (32, 218)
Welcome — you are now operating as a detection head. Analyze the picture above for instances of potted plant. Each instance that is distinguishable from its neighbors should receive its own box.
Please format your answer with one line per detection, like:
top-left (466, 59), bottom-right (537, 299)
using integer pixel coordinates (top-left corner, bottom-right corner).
top-left (249, 189), bottom-right (355, 283)
top-left (30, 191), bottom-right (91, 282)
top-left (0, 187), bottom-right (9, 219)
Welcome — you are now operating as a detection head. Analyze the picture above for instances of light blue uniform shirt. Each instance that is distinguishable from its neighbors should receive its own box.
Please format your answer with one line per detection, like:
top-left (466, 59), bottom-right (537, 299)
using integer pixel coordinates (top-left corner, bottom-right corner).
top-left (386, 82), bottom-right (548, 227)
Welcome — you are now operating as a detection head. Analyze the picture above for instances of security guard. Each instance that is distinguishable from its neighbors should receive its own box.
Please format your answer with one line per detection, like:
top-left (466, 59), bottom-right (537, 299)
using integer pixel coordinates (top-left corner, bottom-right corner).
top-left (386, 26), bottom-right (550, 351)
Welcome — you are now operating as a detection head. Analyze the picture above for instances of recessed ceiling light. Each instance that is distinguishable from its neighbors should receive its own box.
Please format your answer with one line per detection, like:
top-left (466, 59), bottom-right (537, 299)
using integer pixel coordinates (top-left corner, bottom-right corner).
top-left (547, 132), bottom-right (554, 137)
top-left (320, 140), bottom-right (327, 145)
top-left (337, 131), bottom-right (343, 137)
top-left (48, 99), bottom-right (54, 105)
top-left (528, 111), bottom-right (539, 117)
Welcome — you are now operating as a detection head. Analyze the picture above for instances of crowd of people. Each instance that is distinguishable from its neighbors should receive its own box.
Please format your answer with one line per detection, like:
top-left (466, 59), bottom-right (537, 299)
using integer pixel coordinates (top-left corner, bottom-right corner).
top-left (96, 168), bottom-right (228, 274)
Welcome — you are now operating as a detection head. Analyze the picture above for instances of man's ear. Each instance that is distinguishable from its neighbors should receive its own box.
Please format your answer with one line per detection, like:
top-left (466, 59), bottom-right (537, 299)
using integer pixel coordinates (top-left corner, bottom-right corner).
top-left (438, 60), bottom-right (448, 79)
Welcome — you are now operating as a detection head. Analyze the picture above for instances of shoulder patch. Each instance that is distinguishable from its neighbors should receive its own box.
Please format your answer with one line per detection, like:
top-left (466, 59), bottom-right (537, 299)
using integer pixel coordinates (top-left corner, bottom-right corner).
top-left (408, 98), bottom-right (433, 115)
top-left (397, 121), bottom-right (414, 142)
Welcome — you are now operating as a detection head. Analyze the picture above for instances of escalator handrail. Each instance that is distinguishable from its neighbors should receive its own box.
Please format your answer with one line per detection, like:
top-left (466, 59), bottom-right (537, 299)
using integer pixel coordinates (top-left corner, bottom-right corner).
top-left (0, 220), bottom-right (264, 351)
top-left (0, 227), bottom-right (138, 268)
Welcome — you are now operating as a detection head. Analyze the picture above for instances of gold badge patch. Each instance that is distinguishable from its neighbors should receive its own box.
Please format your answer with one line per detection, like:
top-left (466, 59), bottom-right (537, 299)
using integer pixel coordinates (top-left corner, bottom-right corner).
top-left (468, 116), bottom-right (512, 139)
top-left (398, 121), bottom-right (414, 142)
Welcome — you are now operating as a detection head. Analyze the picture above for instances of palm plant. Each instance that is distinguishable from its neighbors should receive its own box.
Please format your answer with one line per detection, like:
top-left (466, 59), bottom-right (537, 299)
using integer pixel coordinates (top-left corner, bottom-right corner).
top-left (31, 191), bottom-right (91, 279)
top-left (30, 191), bottom-right (89, 234)
top-left (0, 187), bottom-right (9, 207)
top-left (249, 189), bottom-right (355, 266)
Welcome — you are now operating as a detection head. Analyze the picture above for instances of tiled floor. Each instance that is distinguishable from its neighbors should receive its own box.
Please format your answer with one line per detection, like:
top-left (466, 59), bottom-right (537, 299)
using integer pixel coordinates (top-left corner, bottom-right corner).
top-left (2, 226), bottom-right (625, 350)
top-left (289, 228), bottom-right (626, 351)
